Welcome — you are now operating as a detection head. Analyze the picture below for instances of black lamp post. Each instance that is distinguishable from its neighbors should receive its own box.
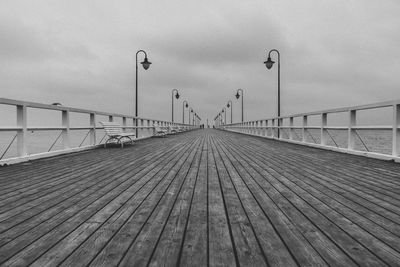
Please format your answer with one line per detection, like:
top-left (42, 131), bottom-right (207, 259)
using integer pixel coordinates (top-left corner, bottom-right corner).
top-left (182, 100), bottom-right (188, 124)
top-left (222, 107), bottom-right (226, 125)
top-left (190, 108), bottom-right (193, 125)
top-left (227, 100), bottom-right (232, 124)
top-left (264, 49), bottom-right (280, 137)
top-left (135, 50), bottom-right (151, 136)
top-left (171, 89), bottom-right (180, 122)
top-left (235, 89), bottom-right (244, 122)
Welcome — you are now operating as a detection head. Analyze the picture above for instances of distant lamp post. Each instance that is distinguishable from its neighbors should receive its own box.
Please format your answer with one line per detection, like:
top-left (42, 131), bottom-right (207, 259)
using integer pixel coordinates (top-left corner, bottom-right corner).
top-left (227, 100), bottom-right (232, 124)
top-left (183, 100), bottom-right (188, 124)
top-left (135, 50), bottom-right (151, 136)
top-left (171, 89), bottom-right (180, 122)
top-left (190, 108), bottom-right (193, 125)
top-left (222, 107), bottom-right (226, 125)
top-left (235, 89), bottom-right (244, 122)
top-left (264, 49), bottom-right (280, 137)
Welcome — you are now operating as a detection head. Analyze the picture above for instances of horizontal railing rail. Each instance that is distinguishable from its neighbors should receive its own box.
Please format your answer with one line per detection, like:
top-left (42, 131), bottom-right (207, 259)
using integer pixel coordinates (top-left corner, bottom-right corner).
top-left (0, 98), bottom-right (197, 164)
top-left (219, 99), bottom-right (400, 162)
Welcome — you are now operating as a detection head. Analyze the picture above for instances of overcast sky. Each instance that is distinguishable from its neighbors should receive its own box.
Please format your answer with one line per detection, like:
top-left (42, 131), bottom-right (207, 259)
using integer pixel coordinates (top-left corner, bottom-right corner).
top-left (1, 0), bottom-right (399, 124)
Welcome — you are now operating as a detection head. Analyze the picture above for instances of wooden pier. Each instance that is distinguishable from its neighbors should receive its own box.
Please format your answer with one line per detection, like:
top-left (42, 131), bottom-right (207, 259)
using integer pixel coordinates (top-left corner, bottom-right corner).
top-left (1, 129), bottom-right (400, 266)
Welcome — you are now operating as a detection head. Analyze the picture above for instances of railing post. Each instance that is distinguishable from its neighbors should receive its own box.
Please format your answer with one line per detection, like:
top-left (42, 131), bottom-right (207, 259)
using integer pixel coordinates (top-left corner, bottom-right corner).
top-left (278, 118), bottom-right (283, 139)
top-left (348, 110), bottom-right (356, 150)
top-left (134, 117), bottom-right (138, 137)
top-left (266, 120), bottom-right (269, 137)
top-left (122, 117), bottom-right (127, 130)
top-left (393, 104), bottom-right (400, 157)
top-left (147, 120), bottom-right (151, 137)
top-left (321, 113), bottom-right (327, 146)
top-left (62, 110), bottom-right (70, 149)
top-left (136, 119), bottom-right (143, 138)
top-left (289, 117), bottom-right (294, 140)
top-left (89, 113), bottom-right (96, 146)
top-left (261, 120), bottom-right (264, 136)
top-left (302, 115), bottom-right (308, 143)
top-left (16, 105), bottom-right (27, 157)
top-left (272, 119), bottom-right (275, 138)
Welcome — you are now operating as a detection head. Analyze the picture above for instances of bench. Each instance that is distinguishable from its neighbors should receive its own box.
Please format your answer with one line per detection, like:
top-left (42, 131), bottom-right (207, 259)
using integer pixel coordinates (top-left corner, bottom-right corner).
top-left (100, 121), bottom-right (136, 148)
top-left (168, 125), bottom-right (179, 134)
top-left (153, 124), bottom-right (168, 137)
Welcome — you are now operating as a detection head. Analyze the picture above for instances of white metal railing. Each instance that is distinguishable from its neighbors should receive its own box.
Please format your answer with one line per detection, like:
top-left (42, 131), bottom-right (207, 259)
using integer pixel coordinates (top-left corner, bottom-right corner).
top-left (220, 100), bottom-right (400, 162)
top-left (0, 98), bottom-right (197, 164)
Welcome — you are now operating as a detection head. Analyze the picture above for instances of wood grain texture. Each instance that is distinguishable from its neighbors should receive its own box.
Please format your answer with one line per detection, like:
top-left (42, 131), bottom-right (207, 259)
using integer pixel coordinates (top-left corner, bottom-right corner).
top-left (1, 129), bottom-right (400, 266)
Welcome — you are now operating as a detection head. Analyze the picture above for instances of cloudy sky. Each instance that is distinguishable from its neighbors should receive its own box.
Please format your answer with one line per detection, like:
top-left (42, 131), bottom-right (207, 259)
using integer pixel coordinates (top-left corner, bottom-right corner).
top-left (1, 0), bottom-right (399, 124)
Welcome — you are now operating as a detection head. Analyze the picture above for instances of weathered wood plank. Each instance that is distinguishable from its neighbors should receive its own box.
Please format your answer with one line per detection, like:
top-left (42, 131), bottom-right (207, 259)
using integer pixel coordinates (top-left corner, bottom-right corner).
top-left (212, 137), bottom-right (299, 267)
top-left (1, 129), bottom-right (400, 267)
top-left (87, 137), bottom-right (203, 266)
top-left (209, 136), bottom-right (267, 266)
top-left (207, 134), bottom-right (237, 267)
top-left (0, 135), bottom-right (200, 265)
top-left (178, 133), bottom-right (208, 267)
top-left (30, 137), bottom-right (202, 267)
top-left (225, 133), bottom-right (400, 236)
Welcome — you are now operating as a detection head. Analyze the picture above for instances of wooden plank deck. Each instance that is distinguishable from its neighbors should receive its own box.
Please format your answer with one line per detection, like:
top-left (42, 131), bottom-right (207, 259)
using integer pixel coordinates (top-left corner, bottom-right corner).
top-left (1, 129), bottom-right (400, 266)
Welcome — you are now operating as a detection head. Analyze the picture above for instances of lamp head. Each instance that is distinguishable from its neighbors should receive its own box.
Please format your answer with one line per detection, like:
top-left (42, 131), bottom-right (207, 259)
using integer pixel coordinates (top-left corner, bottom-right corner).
top-left (141, 57), bottom-right (151, 70)
top-left (227, 103), bottom-right (230, 108)
top-left (264, 56), bottom-right (274, 69)
top-left (175, 91), bottom-right (180, 99)
top-left (235, 92), bottom-right (240, 99)
top-left (185, 103), bottom-right (188, 108)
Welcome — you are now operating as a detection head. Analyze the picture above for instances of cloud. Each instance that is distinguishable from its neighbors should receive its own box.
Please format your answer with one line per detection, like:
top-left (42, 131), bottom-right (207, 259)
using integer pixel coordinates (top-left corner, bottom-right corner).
top-left (0, 0), bottom-right (399, 125)
top-left (0, 16), bottom-right (55, 61)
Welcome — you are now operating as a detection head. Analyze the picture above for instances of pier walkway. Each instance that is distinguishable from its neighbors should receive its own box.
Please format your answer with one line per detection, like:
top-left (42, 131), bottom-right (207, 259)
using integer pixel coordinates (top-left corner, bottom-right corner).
top-left (1, 129), bottom-right (400, 266)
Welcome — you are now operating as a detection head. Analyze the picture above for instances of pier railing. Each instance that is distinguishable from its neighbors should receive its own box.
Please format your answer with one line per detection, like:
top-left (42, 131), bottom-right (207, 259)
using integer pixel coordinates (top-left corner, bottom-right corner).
top-left (0, 98), bottom-right (196, 164)
top-left (220, 100), bottom-right (400, 162)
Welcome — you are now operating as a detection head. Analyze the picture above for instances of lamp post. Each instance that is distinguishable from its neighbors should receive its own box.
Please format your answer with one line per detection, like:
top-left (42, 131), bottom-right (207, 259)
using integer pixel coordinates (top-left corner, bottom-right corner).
top-left (135, 50), bottom-right (151, 137)
top-left (182, 100), bottom-right (188, 124)
top-left (171, 89), bottom-right (180, 122)
top-left (190, 108), bottom-right (193, 125)
top-left (235, 89), bottom-right (244, 122)
top-left (222, 107), bottom-right (226, 125)
top-left (264, 49), bottom-right (280, 137)
top-left (227, 100), bottom-right (233, 124)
